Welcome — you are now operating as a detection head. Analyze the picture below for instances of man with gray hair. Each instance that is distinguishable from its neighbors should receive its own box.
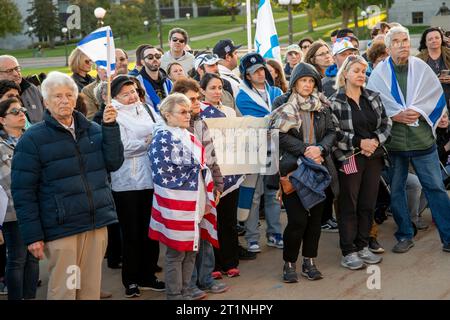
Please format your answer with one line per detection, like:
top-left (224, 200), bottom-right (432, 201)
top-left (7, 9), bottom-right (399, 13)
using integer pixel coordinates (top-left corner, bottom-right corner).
top-left (367, 26), bottom-right (450, 254)
top-left (0, 55), bottom-right (45, 123)
top-left (11, 71), bottom-right (124, 299)
top-left (160, 27), bottom-right (195, 74)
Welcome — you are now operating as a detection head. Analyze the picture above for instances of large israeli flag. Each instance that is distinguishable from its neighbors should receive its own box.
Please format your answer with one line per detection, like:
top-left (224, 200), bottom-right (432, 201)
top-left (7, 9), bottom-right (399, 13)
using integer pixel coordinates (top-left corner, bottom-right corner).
top-left (77, 26), bottom-right (116, 76)
top-left (254, 0), bottom-right (281, 61)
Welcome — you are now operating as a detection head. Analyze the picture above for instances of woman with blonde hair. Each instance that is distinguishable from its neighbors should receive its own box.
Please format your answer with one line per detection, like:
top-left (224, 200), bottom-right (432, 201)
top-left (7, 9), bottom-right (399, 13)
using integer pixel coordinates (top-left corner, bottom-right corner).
top-left (68, 48), bottom-right (94, 91)
top-left (329, 55), bottom-right (391, 270)
top-left (266, 59), bottom-right (289, 93)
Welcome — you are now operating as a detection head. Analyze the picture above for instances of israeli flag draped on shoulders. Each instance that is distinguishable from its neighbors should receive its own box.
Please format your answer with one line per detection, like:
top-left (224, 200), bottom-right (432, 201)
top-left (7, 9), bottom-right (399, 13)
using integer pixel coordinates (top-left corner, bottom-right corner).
top-left (254, 0), bottom-right (281, 62)
top-left (77, 26), bottom-right (116, 75)
top-left (367, 56), bottom-right (447, 135)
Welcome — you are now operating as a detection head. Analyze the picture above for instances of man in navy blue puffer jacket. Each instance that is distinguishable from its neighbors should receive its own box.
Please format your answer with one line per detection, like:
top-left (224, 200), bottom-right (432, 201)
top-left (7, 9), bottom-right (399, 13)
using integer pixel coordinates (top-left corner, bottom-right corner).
top-left (11, 71), bottom-right (124, 300)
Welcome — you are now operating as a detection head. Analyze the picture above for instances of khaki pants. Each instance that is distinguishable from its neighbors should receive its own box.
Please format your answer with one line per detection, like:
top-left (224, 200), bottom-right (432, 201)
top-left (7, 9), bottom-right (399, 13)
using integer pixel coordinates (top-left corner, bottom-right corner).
top-left (44, 227), bottom-right (108, 300)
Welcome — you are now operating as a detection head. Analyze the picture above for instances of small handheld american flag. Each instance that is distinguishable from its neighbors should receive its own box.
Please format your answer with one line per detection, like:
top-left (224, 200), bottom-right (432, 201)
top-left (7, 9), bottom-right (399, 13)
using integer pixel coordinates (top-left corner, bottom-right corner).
top-left (342, 153), bottom-right (358, 175)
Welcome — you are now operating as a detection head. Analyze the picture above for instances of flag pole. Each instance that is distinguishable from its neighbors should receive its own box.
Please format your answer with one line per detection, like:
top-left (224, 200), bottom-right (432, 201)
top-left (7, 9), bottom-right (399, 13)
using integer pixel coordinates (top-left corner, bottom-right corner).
top-left (246, 0), bottom-right (252, 52)
top-left (106, 27), bottom-right (112, 105)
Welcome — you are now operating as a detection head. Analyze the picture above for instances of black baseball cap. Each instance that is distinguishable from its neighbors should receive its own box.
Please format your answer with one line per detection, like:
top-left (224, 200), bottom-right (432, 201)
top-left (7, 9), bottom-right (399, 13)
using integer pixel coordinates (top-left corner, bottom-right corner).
top-left (213, 39), bottom-right (242, 59)
top-left (111, 75), bottom-right (135, 98)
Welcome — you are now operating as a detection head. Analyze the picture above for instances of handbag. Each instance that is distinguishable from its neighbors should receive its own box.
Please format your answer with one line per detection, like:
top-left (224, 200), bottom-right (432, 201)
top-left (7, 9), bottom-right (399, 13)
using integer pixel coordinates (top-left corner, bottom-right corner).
top-left (280, 172), bottom-right (296, 195)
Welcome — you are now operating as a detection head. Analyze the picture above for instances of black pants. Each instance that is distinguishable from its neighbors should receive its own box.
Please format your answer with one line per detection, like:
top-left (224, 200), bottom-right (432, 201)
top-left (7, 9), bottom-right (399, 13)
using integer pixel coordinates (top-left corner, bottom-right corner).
top-left (321, 187), bottom-right (335, 224)
top-left (337, 155), bottom-right (383, 256)
top-left (282, 192), bottom-right (324, 263)
top-left (0, 243), bottom-right (5, 279)
top-left (106, 222), bottom-right (122, 266)
top-left (113, 189), bottom-right (160, 288)
top-left (214, 188), bottom-right (239, 272)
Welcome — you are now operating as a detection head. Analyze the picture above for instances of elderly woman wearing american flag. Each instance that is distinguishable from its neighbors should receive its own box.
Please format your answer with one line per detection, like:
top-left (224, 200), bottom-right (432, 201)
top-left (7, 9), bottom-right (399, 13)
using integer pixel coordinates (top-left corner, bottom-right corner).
top-left (148, 93), bottom-right (219, 300)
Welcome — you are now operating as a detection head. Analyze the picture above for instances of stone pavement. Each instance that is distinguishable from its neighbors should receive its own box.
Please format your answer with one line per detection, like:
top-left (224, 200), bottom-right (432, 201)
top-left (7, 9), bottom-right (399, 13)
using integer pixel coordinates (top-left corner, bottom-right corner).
top-left (5, 206), bottom-right (448, 301)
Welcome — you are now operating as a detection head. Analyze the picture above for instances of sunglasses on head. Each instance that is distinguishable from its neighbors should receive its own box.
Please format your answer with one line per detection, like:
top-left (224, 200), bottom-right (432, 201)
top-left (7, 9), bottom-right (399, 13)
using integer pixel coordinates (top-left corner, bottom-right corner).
top-left (172, 37), bottom-right (185, 44)
top-left (6, 107), bottom-right (27, 116)
top-left (144, 53), bottom-right (162, 60)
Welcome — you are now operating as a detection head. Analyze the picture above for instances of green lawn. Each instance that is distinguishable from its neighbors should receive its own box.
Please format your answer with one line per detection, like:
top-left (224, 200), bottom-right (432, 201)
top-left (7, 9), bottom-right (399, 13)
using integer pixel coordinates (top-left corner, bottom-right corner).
top-left (1, 12), bottom-right (323, 59)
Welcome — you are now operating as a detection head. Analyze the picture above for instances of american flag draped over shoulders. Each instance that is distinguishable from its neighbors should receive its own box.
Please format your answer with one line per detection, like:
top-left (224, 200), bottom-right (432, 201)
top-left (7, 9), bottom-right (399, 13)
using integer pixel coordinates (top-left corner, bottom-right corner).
top-left (148, 126), bottom-right (219, 251)
top-left (200, 102), bottom-right (245, 197)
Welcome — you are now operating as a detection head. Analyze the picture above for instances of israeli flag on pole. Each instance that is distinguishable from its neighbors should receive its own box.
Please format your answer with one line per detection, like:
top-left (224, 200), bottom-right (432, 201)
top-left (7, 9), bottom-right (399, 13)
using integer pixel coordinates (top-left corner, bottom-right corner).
top-left (254, 0), bottom-right (281, 62)
top-left (77, 26), bottom-right (116, 76)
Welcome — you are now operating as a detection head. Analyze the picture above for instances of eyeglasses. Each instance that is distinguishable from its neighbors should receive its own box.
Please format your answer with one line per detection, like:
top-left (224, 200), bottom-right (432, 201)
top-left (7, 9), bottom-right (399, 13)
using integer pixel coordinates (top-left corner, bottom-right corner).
top-left (287, 51), bottom-right (300, 56)
top-left (301, 44), bottom-right (311, 50)
top-left (84, 59), bottom-right (93, 65)
top-left (5, 107), bottom-right (27, 116)
top-left (0, 66), bottom-right (21, 74)
top-left (391, 40), bottom-right (410, 48)
top-left (172, 110), bottom-right (190, 117)
top-left (117, 89), bottom-right (138, 100)
top-left (144, 53), bottom-right (162, 60)
top-left (314, 51), bottom-right (331, 58)
top-left (171, 37), bottom-right (185, 44)
top-left (189, 96), bottom-right (201, 103)
top-left (117, 57), bottom-right (127, 62)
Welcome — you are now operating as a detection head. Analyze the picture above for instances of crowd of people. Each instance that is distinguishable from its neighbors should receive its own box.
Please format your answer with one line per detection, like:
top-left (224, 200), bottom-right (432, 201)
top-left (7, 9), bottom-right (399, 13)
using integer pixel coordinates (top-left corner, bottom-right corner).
top-left (0, 21), bottom-right (449, 300)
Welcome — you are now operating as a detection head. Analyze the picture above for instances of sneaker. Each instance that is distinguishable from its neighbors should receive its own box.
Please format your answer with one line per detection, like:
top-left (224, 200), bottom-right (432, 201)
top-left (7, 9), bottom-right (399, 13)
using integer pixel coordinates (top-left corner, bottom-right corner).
top-left (321, 219), bottom-right (339, 233)
top-left (100, 290), bottom-right (113, 299)
top-left (211, 271), bottom-right (222, 279)
top-left (443, 243), bottom-right (450, 252)
top-left (341, 252), bottom-right (365, 270)
top-left (283, 262), bottom-right (298, 283)
top-left (223, 268), bottom-right (240, 278)
top-left (358, 247), bottom-right (383, 264)
top-left (202, 281), bottom-right (229, 294)
top-left (392, 239), bottom-right (414, 253)
top-left (190, 287), bottom-right (207, 300)
top-left (139, 278), bottom-right (166, 292)
top-left (248, 241), bottom-right (261, 253)
top-left (301, 258), bottom-right (323, 281)
top-left (267, 233), bottom-right (284, 249)
top-left (0, 281), bottom-right (7, 296)
top-left (125, 284), bottom-right (141, 298)
top-left (415, 217), bottom-right (429, 231)
top-left (238, 246), bottom-right (257, 260)
top-left (368, 237), bottom-right (385, 253)
top-left (237, 224), bottom-right (246, 236)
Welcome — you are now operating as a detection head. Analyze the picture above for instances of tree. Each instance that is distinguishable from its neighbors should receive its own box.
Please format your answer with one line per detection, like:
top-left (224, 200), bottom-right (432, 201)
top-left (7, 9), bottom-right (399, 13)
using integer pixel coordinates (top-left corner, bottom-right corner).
top-left (26, 0), bottom-right (60, 47)
top-left (0, 0), bottom-right (22, 38)
top-left (214, 0), bottom-right (241, 22)
top-left (105, 3), bottom-right (143, 45)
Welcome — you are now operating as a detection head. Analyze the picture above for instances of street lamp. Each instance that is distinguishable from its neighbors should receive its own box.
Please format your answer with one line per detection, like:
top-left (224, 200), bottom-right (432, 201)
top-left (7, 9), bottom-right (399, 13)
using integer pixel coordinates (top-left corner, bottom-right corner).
top-left (361, 10), bottom-right (367, 38)
top-left (61, 27), bottom-right (68, 67)
top-left (94, 7), bottom-right (107, 28)
top-left (143, 20), bottom-right (149, 32)
top-left (28, 26), bottom-right (34, 48)
top-left (278, 0), bottom-right (302, 45)
top-left (186, 13), bottom-right (191, 20)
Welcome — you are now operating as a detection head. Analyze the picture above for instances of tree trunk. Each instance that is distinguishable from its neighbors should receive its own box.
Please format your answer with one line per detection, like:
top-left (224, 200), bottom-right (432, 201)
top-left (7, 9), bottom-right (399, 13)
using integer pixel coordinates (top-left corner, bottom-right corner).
top-left (341, 7), bottom-right (352, 28)
top-left (354, 6), bottom-right (359, 37)
top-left (231, 9), bottom-right (236, 22)
top-left (306, 8), bottom-right (314, 32)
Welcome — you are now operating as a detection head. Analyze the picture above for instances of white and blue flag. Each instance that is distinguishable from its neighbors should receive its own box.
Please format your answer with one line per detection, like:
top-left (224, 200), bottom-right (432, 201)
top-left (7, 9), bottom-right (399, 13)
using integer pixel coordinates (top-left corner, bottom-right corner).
top-left (254, 0), bottom-right (281, 62)
top-left (77, 26), bottom-right (116, 76)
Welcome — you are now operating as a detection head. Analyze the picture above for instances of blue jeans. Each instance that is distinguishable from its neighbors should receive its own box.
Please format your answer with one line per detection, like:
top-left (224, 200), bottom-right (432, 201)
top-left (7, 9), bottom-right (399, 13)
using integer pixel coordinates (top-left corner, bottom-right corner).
top-left (2, 221), bottom-right (39, 300)
top-left (244, 175), bottom-right (282, 243)
top-left (389, 149), bottom-right (450, 244)
top-left (189, 239), bottom-right (215, 290)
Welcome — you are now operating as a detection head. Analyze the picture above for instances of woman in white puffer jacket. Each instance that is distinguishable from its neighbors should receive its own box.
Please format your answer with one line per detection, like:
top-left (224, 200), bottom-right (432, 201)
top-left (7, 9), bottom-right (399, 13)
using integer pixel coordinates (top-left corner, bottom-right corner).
top-left (110, 75), bottom-right (165, 298)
